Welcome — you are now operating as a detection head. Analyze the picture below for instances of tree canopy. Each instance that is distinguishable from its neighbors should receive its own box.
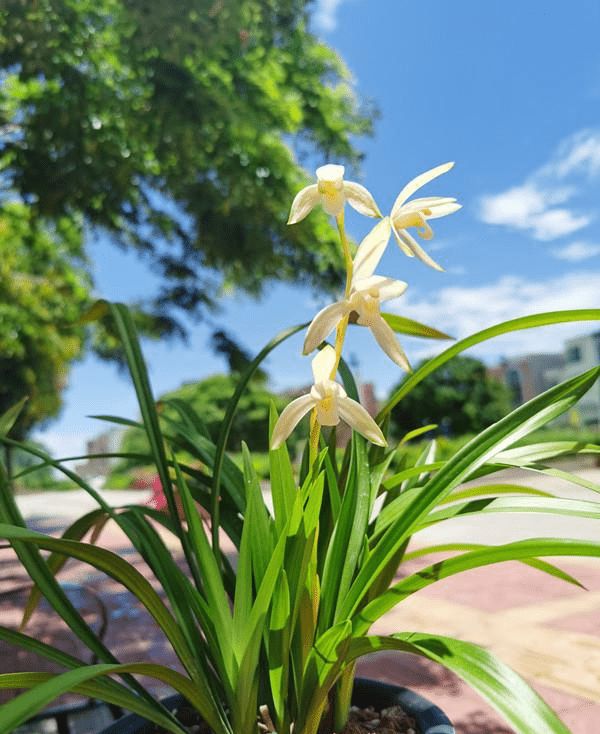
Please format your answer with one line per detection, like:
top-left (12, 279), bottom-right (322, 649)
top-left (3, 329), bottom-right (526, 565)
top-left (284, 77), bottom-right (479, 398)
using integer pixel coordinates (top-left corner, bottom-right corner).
top-left (389, 356), bottom-right (512, 438)
top-left (0, 0), bottom-right (374, 337)
top-left (0, 203), bottom-right (90, 439)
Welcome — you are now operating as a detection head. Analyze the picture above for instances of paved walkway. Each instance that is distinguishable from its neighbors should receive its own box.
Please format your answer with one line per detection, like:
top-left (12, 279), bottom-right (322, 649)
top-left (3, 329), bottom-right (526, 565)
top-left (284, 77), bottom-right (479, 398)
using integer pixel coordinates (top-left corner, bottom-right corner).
top-left (3, 470), bottom-right (600, 733)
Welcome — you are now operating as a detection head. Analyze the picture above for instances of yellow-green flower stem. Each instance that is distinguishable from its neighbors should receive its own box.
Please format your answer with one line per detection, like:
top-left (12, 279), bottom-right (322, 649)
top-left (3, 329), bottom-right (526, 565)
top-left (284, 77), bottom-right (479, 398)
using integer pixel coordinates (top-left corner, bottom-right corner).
top-left (331, 212), bottom-right (353, 379)
top-left (311, 212), bottom-right (362, 720)
top-left (309, 409), bottom-right (320, 466)
top-left (309, 212), bottom-right (354, 468)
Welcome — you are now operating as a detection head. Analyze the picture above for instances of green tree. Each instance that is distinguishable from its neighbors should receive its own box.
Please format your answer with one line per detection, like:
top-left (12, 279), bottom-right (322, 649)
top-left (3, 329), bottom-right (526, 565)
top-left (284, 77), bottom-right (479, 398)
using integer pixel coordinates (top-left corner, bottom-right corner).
top-left (389, 356), bottom-right (512, 437)
top-left (0, 0), bottom-right (374, 336)
top-left (118, 373), bottom-right (290, 470)
top-left (0, 203), bottom-right (90, 441)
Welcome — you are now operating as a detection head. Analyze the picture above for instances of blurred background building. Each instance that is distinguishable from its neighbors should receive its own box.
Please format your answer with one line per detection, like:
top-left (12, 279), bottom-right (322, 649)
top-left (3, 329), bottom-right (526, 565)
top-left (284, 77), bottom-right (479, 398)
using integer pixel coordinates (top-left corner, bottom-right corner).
top-left (489, 330), bottom-right (600, 427)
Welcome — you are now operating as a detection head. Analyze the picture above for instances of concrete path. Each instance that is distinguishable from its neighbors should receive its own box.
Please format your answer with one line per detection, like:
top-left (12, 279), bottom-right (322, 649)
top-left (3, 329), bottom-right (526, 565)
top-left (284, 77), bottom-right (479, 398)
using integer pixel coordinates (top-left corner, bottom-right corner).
top-left (14, 488), bottom-right (152, 522)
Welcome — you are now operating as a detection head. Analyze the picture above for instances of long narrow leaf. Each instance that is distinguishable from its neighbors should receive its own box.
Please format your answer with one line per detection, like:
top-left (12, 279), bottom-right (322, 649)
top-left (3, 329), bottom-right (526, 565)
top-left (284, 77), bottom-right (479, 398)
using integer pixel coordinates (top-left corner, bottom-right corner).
top-left (0, 398), bottom-right (27, 438)
top-left (379, 309), bottom-right (600, 419)
top-left (108, 304), bottom-right (188, 552)
top-left (380, 313), bottom-right (453, 340)
top-left (211, 323), bottom-right (307, 553)
top-left (0, 662), bottom-right (232, 734)
top-left (421, 495), bottom-right (600, 527)
top-left (355, 538), bottom-right (600, 631)
top-left (0, 628), bottom-right (184, 733)
top-left (399, 543), bottom-right (585, 589)
top-left (341, 367), bottom-right (600, 619)
top-left (20, 508), bottom-right (109, 631)
top-left (348, 634), bottom-right (571, 734)
top-left (0, 523), bottom-right (200, 681)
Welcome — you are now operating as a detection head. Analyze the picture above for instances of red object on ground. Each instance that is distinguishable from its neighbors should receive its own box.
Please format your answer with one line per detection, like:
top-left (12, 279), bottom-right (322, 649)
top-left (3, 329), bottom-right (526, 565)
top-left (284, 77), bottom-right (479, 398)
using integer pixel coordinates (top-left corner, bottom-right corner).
top-left (148, 474), bottom-right (167, 511)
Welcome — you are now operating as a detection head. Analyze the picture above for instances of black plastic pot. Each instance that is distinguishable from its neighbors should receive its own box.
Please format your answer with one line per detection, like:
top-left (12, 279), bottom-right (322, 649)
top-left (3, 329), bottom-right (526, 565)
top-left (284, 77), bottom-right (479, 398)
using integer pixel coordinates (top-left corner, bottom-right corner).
top-left (99, 678), bottom-right (454, 734)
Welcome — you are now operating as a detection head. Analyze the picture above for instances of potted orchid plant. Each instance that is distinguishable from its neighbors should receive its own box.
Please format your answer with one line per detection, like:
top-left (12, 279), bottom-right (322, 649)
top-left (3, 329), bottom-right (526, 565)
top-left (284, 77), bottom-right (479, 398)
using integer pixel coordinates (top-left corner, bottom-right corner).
top-left (1, 161), bottom-right (600, 734)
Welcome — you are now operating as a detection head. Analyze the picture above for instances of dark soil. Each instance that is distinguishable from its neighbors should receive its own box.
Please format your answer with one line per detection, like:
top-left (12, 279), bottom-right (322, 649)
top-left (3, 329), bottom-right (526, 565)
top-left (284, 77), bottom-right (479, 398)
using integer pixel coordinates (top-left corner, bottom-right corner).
top-left (150, 704), bottom-right (418, 734)
top-left (344, 704), bottom-right (418, 734)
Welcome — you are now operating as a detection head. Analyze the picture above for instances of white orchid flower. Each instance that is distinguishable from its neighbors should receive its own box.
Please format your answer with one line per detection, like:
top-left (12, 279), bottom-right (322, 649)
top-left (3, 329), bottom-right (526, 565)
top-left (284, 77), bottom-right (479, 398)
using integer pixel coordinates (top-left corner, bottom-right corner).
top-left (288, 164), bottom-right (381, 224)
top-left (390, 162), bottom-right (461, 271)
top-left (302, 218), bottom-right (410, 371)
top-left (271, 346), bottom-right (386, 449)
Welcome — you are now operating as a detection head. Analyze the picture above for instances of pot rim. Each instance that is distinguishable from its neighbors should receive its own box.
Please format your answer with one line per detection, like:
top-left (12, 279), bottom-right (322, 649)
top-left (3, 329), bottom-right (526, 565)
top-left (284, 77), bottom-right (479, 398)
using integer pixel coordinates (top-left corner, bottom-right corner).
top-left (98, 677), bottom-right (454, 734)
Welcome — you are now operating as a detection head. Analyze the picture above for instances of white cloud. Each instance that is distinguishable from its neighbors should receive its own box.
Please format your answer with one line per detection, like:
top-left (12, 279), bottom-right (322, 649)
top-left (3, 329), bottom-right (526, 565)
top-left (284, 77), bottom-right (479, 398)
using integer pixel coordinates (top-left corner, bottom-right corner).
top-left (552, 241), bottom-right (600, 262)
top-left (389, 271), bottom-right (600, 361)
top-left (541, 130), bottom-right (600, 179)
top-left (479, 129), bottom-right (600, 241)
top-left (314, 0), bottom-right (347, 31)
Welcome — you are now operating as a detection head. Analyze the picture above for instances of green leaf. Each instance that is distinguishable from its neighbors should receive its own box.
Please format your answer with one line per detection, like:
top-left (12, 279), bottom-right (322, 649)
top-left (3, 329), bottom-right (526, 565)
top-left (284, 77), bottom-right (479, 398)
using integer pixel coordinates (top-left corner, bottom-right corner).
top-left (380, 313), bottom-right (453, 340)
top-left (399, 543), bottom-right (586, 589)
top-left (267, 570), bottom-right (291, 731)
top-left (348, 634), bottom-right (570, 734)
top-left (162, 397), bottom-right (212, 440)
top-left (319, 435), bottom-right (370, 632)
top-left (421, 495), bottom-right (600, 528)
top-left (439, 483), bottom-right (552, 504)
top-left (0, 398), bottom-right (28, 438)
top-left (492, 460), bottom-right (600, 494)
top-left (89, 414), bottom-right (145, 429)
top-left (400, 439), bottom-right (438, 493)
top-left (399, 424), bottom-right (438, 444)
top-left (0, 628), bottom-right (184, 733)
top-left (1, 437), bottom-right (112, 511)
top-left (20, 508), bottom-right (108, 631)
top-left (297, 621), bottom-right (353, 734)
top-left (498, 440), bottom-right (600, 464)
top-left (356, 538), bottom-right (600, 631)
top-left (0, 523), bottom-right (200, 681)
top-left (108, 303), bottom-right (186, 546)
top-left (211, 323), bottom-right (307, 552)
top-left (0, 662), bottom-right (233, 734)
top-left (269, 402), bottom-right (297, 535)
top-left (78, 298), bottom-right (109, 324)
top-left (242, 442), bottom-right (275, 587)
top-left (341, 367), bottom-right (600, 620)
top-left (381, 461), bottom-right (444, 491)
top-left (0, 465), bottom-right (121, 672)
top-left (379, 309), bottom-right (600, 419)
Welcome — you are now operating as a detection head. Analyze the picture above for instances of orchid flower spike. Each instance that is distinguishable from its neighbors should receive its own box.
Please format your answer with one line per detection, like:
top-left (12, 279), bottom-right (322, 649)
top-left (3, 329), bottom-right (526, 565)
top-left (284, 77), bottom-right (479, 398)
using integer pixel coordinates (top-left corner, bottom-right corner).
top-left (390, 162), bottom-right (461, 271)
top-left (271, 346), bottom-right (386, 449)
top-left (303, 218), bottom-right (410, 371)
top-left (288, 164), bottom-right (381, 224)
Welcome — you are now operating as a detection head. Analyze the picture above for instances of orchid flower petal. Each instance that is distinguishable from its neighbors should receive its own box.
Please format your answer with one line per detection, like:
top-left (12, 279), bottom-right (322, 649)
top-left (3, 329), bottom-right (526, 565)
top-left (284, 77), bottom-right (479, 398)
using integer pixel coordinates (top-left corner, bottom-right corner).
top-left (288, 184), bottom-right (320, 225)
top-left (403, 196), bottom-right (458, 209)
top-left (369, 316), bottom-right (411, 371)
top-left (343, 181), bottom-right (382, 218)
top-left (271, 394), bottom-right (317, 449)
top-left (416, 215), bottom-right (434, 240)
top-left (311, 344), bottom-right (337, 383)
top-left (353, 275), bottom-right (408, 303)
top-left (316, 164), bottom-right (345, 181)
top-left (337, 396), bottom-right (387, 446)
top-left (352, 217), bottom-right (392, 281)
top-left (303, 301), bottom-right (349, 355)
top-left (391, 221), bottom-right (415, 257)
top-left (394, 228), bottom-right (444, 271)
top-left (391, 162), bottom-right (455, 214)
top-left (425, 202), bottom-right (463, 219)
top-left (321, 190), bottom-right (346, 217)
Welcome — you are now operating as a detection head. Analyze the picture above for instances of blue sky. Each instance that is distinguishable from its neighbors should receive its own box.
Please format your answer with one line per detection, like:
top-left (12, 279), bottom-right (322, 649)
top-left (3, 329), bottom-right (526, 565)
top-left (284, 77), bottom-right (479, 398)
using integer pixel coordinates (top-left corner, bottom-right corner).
top-left (35, 0), bottom-right (600, 456)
